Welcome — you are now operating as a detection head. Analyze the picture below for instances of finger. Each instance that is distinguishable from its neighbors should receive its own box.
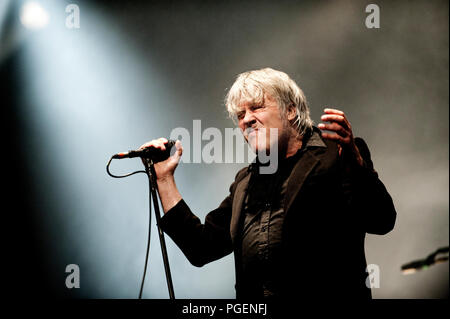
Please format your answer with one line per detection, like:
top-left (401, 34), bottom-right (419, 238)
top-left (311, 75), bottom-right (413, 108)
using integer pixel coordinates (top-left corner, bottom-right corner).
top-left (142, 143), bottom-right (165, 150)
top-left (320, 114), bottom-right (345, 123)
top-left (152, 138), bottom-right (169, 150)
top-left (320, 114), bottom-right (350, 131)
top-left (173, 140), bottom-right (183, 159)
top-left (318, 122), bottom-right (348, 138)
top-left (321, 114), bottom-right (344, 122)
top-left (323, 108), bottom-right (344, 116)
top-left (321, 132), bottom-right (353, 149)
top-left (155, 141), bottom-right (166, 150)
top-left (321, 132), bottom-right (344, 144)
top-left (323, 108), bottom-right (351, 129)
top-left (138, 142), bottom-right (150, 150)
top-left (139, 140), bottom-right (166, 151)
top-left (167, 140), bottom-right (183, 165)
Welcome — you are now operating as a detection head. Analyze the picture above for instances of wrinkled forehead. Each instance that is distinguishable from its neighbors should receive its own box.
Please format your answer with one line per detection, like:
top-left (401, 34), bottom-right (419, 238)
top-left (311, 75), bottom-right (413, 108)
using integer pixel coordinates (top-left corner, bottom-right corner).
top-left (236, 94), bottom-right (266, 111)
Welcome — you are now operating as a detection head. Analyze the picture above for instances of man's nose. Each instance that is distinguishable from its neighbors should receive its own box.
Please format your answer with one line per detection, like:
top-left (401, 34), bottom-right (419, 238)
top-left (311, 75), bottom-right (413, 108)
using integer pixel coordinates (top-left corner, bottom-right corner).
top-left (242, 110), bottom-right (256, 127)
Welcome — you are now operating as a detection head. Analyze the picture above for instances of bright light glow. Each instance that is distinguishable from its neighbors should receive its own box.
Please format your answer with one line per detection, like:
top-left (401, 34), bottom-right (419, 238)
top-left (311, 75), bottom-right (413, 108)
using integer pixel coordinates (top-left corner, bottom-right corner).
top-left (20, 1), bottom-right (49, 29)
top-left (20, 1), bottom-right (205, 298)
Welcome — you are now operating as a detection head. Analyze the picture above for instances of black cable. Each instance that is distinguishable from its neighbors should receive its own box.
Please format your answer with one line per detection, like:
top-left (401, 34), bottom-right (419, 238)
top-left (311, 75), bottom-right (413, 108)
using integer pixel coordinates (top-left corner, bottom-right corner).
top-left (139, 163), bottom-right (152, 299)
top-left (106, 156), bottom-right (153, 298)
top-left (106, 156), bottom-right (146, 178)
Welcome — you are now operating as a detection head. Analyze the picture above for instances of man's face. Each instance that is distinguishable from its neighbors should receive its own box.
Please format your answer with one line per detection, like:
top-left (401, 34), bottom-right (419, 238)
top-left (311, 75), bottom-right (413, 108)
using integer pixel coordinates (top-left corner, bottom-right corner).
top-left (237, 93), bottom-right (289, 154)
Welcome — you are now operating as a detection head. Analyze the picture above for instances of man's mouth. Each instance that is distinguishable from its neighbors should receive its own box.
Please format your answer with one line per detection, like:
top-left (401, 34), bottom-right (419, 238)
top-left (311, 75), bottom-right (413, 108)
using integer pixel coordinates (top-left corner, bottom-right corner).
top-left (247, 127), bottom-right (259, 134)
top-left (246, 128), bottom-right (258, 140)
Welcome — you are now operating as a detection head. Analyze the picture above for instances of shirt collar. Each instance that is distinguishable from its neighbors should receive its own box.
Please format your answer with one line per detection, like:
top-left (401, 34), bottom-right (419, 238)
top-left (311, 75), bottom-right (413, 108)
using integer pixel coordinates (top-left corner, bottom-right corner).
top-left (249, 127), bottom-right (326, 174)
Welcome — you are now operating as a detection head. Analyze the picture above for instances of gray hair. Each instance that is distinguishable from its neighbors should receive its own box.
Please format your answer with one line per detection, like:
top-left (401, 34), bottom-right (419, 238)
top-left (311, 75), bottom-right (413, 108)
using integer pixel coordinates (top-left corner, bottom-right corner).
top-left (225, 67), bottom-right (314, 136)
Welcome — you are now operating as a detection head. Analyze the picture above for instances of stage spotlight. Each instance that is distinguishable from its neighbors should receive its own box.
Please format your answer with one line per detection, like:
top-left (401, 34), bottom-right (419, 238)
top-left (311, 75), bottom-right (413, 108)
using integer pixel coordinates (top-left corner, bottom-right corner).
top-left (20, 1), bottom-right (49, 30)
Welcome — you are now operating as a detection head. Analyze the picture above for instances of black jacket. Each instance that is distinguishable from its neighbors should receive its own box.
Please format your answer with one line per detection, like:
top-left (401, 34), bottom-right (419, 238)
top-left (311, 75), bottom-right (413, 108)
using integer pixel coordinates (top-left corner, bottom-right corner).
top-left (160, 133), bottom-right (396, 300)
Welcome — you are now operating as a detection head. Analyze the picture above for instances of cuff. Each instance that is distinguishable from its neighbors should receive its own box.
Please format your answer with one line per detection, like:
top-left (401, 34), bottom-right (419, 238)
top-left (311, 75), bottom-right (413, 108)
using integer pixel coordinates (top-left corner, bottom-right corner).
top-left (159, 199), bottom-right (188, 231)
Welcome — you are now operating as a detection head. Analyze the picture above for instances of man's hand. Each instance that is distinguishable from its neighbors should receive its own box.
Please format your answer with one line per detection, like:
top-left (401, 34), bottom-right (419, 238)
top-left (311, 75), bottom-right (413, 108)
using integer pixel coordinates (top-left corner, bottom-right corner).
top-left (139, 138), bottom-right (183, 213)
top-left (317, 108), bottom-right (364, 167)
top-left (139, 138), bottom-right (183, 181)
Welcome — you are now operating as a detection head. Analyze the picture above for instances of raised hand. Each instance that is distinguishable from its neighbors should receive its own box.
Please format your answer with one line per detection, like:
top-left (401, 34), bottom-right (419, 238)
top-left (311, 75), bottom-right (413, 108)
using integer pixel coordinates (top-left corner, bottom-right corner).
top-left (318, 108), bottom-right (363, 167)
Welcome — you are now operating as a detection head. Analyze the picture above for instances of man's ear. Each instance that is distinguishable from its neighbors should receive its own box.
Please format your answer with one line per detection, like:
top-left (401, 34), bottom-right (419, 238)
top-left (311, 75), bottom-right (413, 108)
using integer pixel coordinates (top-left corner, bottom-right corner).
top-left (286, 104), bottom-right (297, 122)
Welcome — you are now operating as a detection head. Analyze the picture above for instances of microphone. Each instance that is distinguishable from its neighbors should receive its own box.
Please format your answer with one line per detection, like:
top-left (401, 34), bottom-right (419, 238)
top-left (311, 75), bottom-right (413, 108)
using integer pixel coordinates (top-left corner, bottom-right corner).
top-left (401, 246), bottom-right (449, 275)
top-left (113, 140), bottom-right (176, 162)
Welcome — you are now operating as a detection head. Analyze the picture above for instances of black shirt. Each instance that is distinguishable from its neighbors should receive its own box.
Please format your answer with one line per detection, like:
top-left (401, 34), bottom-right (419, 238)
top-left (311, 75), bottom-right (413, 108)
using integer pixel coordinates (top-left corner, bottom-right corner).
top-left (240, 145), bottom-right (304, 298)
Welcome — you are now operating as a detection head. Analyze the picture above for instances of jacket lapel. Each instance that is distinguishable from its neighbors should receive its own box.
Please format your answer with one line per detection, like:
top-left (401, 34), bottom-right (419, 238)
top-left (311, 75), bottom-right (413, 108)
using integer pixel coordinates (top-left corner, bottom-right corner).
top-left (229, 130), bottom-right (327, 242)
top-left (229, 151), bottom-right (319, 243)
top-left (283, 150), bottom-right (321, 214)
top-left (230, 172), bottom-right (251, 243)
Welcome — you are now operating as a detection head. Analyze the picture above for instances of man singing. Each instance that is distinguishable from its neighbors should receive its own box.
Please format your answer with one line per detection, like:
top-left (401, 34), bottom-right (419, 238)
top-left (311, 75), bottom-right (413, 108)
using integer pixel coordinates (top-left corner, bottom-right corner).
top-left (139, 68), bottom-right (396, 299)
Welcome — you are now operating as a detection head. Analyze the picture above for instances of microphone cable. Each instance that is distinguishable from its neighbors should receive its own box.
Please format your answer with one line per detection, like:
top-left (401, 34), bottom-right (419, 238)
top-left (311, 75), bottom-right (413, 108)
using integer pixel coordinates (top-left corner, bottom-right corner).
top-left (106, 156), bottom-right (152, 299)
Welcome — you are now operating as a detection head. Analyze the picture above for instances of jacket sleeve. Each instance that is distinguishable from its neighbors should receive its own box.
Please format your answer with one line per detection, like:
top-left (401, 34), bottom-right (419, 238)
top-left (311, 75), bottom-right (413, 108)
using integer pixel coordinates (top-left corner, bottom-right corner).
top-left (344, 138), bottom-right (397, 235)
top-left (159, 168), bottom-right (247, 267)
